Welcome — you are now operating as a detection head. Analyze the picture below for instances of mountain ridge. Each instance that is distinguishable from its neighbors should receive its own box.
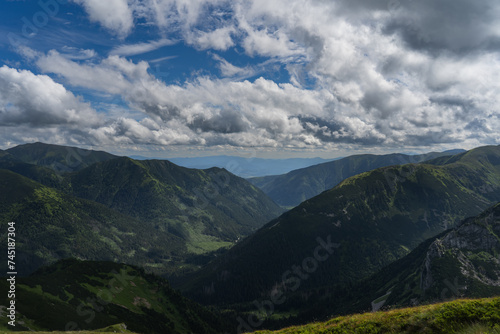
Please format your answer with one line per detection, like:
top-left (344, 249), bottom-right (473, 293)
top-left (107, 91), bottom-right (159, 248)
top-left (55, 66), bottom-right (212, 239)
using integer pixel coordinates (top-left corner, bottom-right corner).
top-left (180, 146), bottom-right (500, 310)
top-left (165, 155), bottom-right (337, 178)
top-left (249, 149), bottom-right (467, 207)
top-left (6, 142), bottom-right (118, 172)
top-left (0, 143), bottom-right (284, 277)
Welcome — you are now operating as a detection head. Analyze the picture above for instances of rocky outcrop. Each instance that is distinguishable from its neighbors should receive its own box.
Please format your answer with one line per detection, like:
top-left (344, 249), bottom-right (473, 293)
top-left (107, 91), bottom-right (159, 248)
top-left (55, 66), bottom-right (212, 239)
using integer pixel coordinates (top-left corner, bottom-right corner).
top-left (420, 209), bottom-right (500, 294)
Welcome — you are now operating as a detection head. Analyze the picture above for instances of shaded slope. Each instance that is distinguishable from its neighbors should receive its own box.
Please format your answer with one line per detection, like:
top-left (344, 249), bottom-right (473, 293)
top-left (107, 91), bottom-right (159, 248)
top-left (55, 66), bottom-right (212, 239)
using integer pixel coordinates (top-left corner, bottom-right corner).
top-left (181, 146), bottom-right (500, 307)
top-left (365, 201), bottom-right (500, 311)
top-left (270, 201), bottom-right (500, 328)
top-left (0, 149), bottom-right (16, 160)
top-left (0, 155), bottom-right (63, 189)
top-left (250, 150), bottom-right (465, 207)
top-left (0, 259), bottom-right (227, 334)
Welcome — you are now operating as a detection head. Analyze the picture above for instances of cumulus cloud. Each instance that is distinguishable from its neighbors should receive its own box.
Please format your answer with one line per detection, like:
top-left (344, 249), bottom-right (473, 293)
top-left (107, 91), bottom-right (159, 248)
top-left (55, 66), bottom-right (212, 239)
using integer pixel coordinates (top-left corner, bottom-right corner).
top-left (188, 26), bottom-right (235, 51)
top-left (381, 0), bottom-right (500, 53)
top-left (0, 64), bottom-right (209, 149)
top-left (10, 0), bottom-right (500, 151)
top-left (72, 0), bottom-right (134, 38)
top-left (0, 66), bottom-right (102, 127)
top-left (31, 49), bottom-right (335, 147)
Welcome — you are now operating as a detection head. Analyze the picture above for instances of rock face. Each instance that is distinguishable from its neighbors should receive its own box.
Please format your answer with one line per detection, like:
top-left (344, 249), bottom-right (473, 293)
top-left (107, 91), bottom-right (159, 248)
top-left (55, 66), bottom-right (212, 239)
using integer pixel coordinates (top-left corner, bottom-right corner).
top-left (421, 210), bottom-right (500, 297)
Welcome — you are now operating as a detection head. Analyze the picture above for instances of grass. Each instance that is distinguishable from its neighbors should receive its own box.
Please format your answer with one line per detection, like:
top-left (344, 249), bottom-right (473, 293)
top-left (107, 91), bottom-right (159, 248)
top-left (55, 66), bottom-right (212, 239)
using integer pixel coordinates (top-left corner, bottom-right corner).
top-left (253, 297), bottom-right (500, 334)
top-left (0, 323), bottom-right (136, 333)
top-left (456, 323), bottom-right (500, 334)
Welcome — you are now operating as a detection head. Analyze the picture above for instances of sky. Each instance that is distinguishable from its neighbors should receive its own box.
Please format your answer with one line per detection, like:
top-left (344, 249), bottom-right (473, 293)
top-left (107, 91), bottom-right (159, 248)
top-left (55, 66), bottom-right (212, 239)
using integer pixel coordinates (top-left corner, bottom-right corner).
top-left (0, 0), bottom-right (499, 158)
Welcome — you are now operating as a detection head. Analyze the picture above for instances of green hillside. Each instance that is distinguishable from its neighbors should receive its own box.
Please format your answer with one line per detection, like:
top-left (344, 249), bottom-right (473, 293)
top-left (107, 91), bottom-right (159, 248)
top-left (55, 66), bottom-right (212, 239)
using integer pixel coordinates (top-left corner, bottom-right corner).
top-left (6, 142), bottom-right (118, 172)
top-left (0, 259), bottom-right (227, 334)
top-left (252, 297), bottom-right (500, 334)
top-left (0, 169), bottom-right (186, 276)
top-left (66, 157), bottom-right (283, 245)
top-left (181, 146), bottom-right (500, 310)
top-left (249, 150), bottom-right (464, 208)
top-left (0, 143), bottom-right (283, 276)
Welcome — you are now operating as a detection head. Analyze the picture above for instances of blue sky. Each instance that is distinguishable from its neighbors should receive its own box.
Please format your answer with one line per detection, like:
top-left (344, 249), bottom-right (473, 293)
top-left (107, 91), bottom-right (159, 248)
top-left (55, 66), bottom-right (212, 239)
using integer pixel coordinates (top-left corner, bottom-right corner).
top-left (1, 0), bottom-right (499, 158)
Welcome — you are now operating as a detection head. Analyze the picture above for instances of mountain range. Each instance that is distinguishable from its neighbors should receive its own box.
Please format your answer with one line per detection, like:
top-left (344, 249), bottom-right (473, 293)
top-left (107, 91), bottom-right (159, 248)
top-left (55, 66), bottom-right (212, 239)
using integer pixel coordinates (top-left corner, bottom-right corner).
top-left (0, 143), bottom-right (283, 277)
top-left (5, 142), bottom-right (118, 172)
top-left (180, 146), bottom-right (500, 312)
top-left (249, 149), bottom-right (465, 207)
top-left (158, 155), bottom-right (336, 178)
top-left (1, 142), bottom-right (500, 334)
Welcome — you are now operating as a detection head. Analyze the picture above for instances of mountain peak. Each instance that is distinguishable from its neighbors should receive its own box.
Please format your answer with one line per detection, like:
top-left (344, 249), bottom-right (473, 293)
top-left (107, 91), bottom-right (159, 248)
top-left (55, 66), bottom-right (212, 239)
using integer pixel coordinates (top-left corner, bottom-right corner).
top-left (6, 142), bottom-right (118, 172)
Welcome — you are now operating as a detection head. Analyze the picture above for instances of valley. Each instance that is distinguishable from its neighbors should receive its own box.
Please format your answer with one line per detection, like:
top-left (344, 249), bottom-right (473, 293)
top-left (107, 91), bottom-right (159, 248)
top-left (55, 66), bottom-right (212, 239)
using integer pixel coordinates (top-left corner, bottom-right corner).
top-left (2, 2), bottom-right (497, 333)
top-left (1, 143), bottom-right (500, 334)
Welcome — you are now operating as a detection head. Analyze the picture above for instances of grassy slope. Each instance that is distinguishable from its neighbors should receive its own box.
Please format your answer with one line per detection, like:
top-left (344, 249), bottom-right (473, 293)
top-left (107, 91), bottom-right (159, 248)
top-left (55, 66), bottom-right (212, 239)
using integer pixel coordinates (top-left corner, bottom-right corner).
top-left (253, 297), bottom-right (500, 334)
top-left (0, 260), bottom-right (227, 334)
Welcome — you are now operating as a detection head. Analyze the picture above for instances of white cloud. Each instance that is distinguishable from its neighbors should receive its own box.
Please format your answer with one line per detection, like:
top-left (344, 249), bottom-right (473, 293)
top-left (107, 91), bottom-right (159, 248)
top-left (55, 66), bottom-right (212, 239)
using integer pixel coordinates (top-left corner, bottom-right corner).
top-left (212, 54), bottom-right (255, 79)
top-left (72, 0), bottom-right (134, 38)
top-left (13, 0), bottom-right (500, 151)
top-left (187, 26), bottom-right (235, 51)
top-left (36, 51), bottom-right (138, 95)
top-left (110, 38), bottom-right (176, 56)
top-left (32, 39), bottom-right (500, 150)
top-left (60, 47), bottom-right (97, 60)
top-left (0, 66), bottom-right (102, 127)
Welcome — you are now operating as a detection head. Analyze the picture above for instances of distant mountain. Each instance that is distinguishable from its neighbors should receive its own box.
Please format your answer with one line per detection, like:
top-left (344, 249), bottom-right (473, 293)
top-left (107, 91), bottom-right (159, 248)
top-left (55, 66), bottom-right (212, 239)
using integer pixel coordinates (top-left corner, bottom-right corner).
top-left (164, 155), bottom-right (336, 178)
top-left (249, 150), bottom-right (466, 207)
top-left (180, 146), bottom-right (500, 308)
top-left (6, 142), bottom-right (118, 172)
top-left (0, 259), bottom-right (227, 333)
top-left (65, 157), bottom-right (283, 255)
